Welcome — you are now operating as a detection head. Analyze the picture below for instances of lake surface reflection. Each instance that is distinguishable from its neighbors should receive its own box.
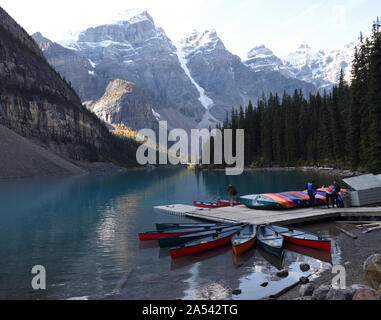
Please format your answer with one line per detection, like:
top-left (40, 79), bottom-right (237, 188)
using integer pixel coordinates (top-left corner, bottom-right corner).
top-left (0, 168), bottom-right (341, 299)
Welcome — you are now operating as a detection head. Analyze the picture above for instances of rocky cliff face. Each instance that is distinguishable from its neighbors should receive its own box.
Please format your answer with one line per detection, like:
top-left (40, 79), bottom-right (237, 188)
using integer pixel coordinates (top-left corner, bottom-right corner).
top-left (179, 30), bottom-right (316, 121)
top-left (90, 79), bottom-right (158, 131)
top-left (0, 7), bottom-right (136, 164)
top-left (49, 10), bottom-right (205, 132)
top-left (33, 10), bottom-right (316, 131)
top-left (32, 32), bottom-right (104, 103)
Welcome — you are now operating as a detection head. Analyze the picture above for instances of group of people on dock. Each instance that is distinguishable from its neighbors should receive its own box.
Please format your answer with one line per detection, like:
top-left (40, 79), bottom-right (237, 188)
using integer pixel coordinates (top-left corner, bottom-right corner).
top-left (305, 180), bottom-right (342, 209)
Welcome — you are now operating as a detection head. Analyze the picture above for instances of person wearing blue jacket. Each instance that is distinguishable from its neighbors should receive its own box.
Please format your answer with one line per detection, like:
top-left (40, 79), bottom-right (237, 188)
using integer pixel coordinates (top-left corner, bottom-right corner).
top-left (305, 180), bottom-right (318, 208)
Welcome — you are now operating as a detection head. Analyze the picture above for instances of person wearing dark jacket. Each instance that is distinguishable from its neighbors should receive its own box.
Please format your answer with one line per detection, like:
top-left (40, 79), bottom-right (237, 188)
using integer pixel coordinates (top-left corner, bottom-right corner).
top-left (332, 181), bottom-right (341, 208)
top-left (227, 184), bottom-right (238, 207)
top-left (326, 183), bottom-right (337, 208)
top-left (305, 181), bottom-right (318, 208)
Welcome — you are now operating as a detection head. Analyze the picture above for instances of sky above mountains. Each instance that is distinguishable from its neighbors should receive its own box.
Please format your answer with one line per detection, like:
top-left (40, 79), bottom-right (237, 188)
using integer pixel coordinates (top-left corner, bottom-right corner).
top-left (1, 0), bottom-right (380, 59)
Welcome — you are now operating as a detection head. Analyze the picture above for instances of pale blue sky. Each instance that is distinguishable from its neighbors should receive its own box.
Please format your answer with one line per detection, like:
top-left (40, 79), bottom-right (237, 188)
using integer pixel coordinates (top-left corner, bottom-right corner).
top-left (1, 0), bottom-right (380, 58)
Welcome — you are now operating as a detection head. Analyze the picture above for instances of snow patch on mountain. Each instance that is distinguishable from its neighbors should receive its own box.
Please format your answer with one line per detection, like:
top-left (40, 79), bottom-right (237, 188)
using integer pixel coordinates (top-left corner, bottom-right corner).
top-left (152, 108), bottom-right (161, 121)
top-left (180, 30), bottom-right (221, 56)
top-left (244, 45), bottom-right (286, 73)
top-left (174, 42), bottom-right (214, 110)
top-left (286, 43), bottom-right (324, 70)
top-left (88, 59), bottom-right (96, 68)
top-left (112, 9), bottom-right (151, 25)
top-left (244, 39), bottom-right (359, 89)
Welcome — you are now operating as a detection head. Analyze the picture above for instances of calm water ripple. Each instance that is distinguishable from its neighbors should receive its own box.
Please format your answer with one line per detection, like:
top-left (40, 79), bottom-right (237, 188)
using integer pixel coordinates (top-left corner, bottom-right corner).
top-left (0, 168), bottom-right (342, 300)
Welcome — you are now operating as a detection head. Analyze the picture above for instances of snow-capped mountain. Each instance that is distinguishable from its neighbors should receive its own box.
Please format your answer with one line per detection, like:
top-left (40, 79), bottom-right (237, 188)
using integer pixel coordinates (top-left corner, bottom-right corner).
top-left (32, 10), bottom-right (315, 131)
top-left (244, 40), bottom-right (359, 90)
top-left (284, 42), bottom-right (331, 89)
top-left (244, 45), bottom-right (285, 73)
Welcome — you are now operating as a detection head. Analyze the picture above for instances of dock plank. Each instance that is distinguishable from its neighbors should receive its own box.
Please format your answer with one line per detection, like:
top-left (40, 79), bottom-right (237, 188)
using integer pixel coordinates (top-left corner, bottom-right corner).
top-left (154, 204), bottom-right (381, 226)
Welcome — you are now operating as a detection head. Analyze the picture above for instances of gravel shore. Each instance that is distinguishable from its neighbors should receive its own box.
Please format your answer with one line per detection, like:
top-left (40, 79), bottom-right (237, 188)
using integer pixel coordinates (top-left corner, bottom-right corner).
top-left (278, 226), bottom-right (381, 300)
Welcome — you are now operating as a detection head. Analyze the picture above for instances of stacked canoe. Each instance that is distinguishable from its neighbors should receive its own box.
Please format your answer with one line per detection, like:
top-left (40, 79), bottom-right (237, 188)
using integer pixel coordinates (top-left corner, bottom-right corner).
top-left (139, 222), bottom-right (332, 261)
top-left (240, 188), bottom-right (347, 210)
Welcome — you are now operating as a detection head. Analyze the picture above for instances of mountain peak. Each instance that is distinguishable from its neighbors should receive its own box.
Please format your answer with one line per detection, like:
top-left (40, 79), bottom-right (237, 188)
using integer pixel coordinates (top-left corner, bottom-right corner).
top-left (32, 32), bottom-right (51, 43)
top-left (298, 41), bottom-right (310, 49)
top-left (246, 45), bottom-right (274, 59)
top-left (244, 44), bottom-right (285, 73)
top-left (180, 28), bottom-right (222, 53)
top-left (112, 9), bottom-right (154, 25)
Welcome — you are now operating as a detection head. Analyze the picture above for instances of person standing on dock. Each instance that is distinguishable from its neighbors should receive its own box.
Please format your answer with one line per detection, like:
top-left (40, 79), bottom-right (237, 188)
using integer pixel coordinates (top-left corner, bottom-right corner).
top-left (332, 181), bottom-right (341, 208)
top-left (227, 183), bottom-right (238, 207)
top-left (325, 184), bottom-right (336, 208)
top-left (305, 180), bottom-right (318, 208)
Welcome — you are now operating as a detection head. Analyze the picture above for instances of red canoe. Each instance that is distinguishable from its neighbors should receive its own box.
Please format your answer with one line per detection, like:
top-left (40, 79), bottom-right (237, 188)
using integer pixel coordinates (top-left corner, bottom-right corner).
top-left (139, 224), bottom-right (237, 241)
top-left (193, 201), bottom-right (226, 209)
top-left (170, 228), bottom-right (243, 259)
top-left (268, 225), bottom-right (331, 252)
top-left (217, 200), bottom-right (242, 207)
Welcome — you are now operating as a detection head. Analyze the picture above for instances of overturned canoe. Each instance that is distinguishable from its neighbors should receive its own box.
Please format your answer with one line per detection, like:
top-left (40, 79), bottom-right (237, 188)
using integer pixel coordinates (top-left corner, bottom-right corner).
top-left (170, 227), bottom-right (245, 259)
top-left (240, 194), bottom-right (285, 210)
top-left (257, 226), bottom-right (284, 258)
top-left (268, 224), bottom-right (332, 252)
top-left (231, 224), bottom-right (257, 256)
top-left (158, 224), bottom-right (243, 248)
top-left (240, 188), bottom-right (347, 210)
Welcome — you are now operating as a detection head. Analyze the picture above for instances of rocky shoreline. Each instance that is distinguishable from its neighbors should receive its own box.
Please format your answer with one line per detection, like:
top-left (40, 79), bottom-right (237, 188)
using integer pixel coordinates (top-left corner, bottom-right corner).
top-left (198, 166), bottom-right (364, 178)
top-left (276, 227), bottom-right (381, 300)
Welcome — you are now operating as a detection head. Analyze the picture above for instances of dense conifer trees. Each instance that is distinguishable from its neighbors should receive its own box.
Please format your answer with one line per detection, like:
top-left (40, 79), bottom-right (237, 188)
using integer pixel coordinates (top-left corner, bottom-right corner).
top-left (213, 20), bottom-right (381, 173)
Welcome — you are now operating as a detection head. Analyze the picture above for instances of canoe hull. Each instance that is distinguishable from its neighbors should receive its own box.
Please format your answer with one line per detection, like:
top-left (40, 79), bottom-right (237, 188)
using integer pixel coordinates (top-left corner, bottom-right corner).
top-left (156, 223), bottom-right (224, 231)
top-left (193, 202), bottom-right (225, 209)
top-left (159, 225), bottom-right (242, 248)
top-left (258, 239), bottom-right (284, 258)
top-left (217, 200), bottom-right (242, 207)
top-left (269, 224), bottom-right (332, 252)
top-left (139, 231), bottom-right (193, 241)
top-left (170, 235), bottom-right (235, 259)
top-left (283, 235), bottom-right (331, 252)
top-left (240, 189), bottom-right (348, 210)
top-left (240, 195), bottom-right (283, 210)
top-left (232, 237), bottom-right (257, 256)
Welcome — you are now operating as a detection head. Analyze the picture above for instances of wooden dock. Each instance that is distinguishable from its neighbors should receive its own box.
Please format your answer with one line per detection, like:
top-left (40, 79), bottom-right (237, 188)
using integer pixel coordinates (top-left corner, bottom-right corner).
top-left (154, 204), bottom-right (381, 226)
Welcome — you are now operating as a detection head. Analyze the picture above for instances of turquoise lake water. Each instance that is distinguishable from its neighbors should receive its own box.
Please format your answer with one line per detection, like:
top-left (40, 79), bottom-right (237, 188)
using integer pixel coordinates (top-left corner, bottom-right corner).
top-left (0, 168), bottom-right (343, 300)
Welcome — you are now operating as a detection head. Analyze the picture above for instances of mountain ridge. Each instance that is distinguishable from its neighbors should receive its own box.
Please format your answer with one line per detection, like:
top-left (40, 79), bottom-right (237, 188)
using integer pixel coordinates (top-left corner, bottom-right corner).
top-left (0, 6), bottom-right (138, 177)
top-left (244, 38), bottom-right (359, 90)
top-left (32, 9), bottom-right (316, 132)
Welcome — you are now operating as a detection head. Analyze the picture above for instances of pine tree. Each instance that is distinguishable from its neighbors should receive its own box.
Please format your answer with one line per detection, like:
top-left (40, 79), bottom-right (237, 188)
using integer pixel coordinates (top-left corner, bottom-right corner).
top-left (349, 46), bottom-right (362, 169)
top-left (368, 18), bottom-right (381, 172)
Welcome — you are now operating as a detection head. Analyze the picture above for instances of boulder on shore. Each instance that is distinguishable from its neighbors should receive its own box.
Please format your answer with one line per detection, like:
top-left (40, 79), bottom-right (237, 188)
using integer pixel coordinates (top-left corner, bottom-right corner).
top-left (312, 285), bottom-right (331, 300)
top-left (312, 284), bottom-right (360, 300)
top-left (276, 270), bottom-right (289, 278)
top-left (353, 288), bottom-right (381, 300)
top-left (299, 283), bottom-right (315, 297)
top-left (300, 264), bottom-right (310, 272)
top-left (363, 254), bottom-right (381, 290)
top-left (326, 287), bottom-right (357, 300)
